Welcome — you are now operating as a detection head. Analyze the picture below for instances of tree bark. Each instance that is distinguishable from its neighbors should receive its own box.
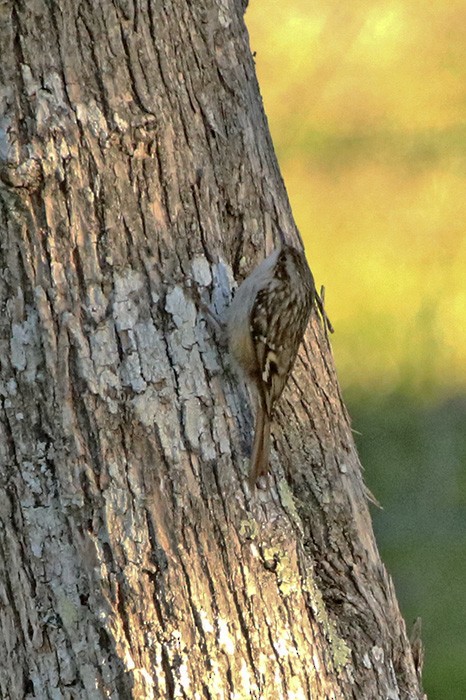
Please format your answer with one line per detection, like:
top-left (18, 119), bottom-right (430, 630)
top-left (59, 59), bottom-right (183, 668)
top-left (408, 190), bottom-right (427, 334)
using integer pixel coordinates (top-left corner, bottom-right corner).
top-left (0, 1), bottom-right (424, 699)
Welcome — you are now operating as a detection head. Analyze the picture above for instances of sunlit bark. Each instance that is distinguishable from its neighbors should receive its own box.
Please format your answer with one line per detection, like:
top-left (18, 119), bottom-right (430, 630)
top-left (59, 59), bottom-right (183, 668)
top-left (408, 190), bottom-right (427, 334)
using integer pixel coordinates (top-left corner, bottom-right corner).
top-left (0, 1), bottom-right (424, 698)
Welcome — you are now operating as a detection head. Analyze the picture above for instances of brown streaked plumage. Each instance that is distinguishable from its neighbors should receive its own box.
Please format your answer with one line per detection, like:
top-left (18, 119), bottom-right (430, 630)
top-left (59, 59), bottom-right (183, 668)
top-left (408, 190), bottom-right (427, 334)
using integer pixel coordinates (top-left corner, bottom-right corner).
top-left (228, 244), bottom-right (315, 486)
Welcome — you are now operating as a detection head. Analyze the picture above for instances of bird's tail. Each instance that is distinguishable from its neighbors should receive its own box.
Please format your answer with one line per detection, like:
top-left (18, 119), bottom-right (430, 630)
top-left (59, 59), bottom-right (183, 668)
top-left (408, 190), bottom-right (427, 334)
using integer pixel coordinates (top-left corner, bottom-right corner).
top-left (249, 404), bottom-right (271, 488)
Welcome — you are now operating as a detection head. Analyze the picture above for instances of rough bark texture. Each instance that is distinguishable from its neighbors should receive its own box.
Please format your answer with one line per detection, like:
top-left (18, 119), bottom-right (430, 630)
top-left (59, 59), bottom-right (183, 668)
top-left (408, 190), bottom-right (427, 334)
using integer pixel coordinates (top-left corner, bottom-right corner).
top-left (0, 1), bottom-right (424, 699)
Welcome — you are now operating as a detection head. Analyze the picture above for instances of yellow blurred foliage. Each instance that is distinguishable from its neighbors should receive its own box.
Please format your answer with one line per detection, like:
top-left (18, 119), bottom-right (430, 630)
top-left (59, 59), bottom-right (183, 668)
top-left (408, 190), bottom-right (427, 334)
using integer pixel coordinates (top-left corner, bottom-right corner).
top-left (247, 0), bottom-right (466, 397)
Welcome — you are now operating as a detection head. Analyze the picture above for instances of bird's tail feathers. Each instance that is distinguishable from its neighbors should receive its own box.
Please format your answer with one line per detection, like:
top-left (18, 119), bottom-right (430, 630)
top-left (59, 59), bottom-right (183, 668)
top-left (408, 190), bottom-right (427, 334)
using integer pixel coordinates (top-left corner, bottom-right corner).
top-left (249, 405), bottom-right (271, 488)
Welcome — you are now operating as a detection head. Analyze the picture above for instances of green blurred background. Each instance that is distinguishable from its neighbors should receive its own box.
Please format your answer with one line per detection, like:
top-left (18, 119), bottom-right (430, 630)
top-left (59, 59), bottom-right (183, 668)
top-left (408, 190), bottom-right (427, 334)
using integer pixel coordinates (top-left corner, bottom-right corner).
top-left (246, 2), bottom-right (466, 698)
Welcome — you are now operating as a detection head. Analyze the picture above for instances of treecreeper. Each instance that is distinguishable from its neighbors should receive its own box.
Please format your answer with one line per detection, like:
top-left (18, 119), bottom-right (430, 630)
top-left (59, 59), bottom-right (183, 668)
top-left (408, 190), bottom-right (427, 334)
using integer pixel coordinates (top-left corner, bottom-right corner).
top-left (228, 243), bottom-right (315, 487)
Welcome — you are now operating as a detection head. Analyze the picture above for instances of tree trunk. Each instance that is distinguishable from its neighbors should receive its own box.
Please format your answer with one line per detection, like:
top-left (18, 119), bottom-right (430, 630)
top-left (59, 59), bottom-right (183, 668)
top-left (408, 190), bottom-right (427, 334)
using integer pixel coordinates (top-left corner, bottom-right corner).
top-left (0, 1), bottom-right (424, 698)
